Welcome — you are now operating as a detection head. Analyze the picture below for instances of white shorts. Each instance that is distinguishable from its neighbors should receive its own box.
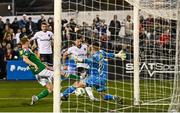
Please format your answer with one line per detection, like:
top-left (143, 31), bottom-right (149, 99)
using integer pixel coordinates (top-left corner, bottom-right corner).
top-left (67, 66), bottom-right (77, 75)
top-left (35, 69), bottom-right (53, 86)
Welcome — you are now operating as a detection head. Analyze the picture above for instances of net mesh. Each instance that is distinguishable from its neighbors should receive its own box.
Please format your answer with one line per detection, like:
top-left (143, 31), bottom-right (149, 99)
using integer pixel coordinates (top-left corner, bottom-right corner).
top-left (59, 0), bottom-right (178, 111)
top-left (60, 0), bottom-right (180, 112)
top-left (0, 0), bottom-right (179, 112)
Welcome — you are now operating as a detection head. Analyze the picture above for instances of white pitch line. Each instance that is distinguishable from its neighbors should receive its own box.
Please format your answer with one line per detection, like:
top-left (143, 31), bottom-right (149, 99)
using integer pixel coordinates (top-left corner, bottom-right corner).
top-left (111, 105), bottom-right (137, 111)
top-left (0, 88), bottom-right (43, 90)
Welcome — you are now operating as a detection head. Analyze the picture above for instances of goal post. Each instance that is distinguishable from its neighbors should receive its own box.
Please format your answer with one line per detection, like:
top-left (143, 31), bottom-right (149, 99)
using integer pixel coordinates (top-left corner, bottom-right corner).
top-left (59, 0), bottom-right (179, 112)
top-left (125, 0), bottom-right (180, 108)
top-left (133, 0), bottom-right (140, 106)
top-left (168, 0), bottom-right (180, 111)
top-left (53, 0), bottom-right (62, 112)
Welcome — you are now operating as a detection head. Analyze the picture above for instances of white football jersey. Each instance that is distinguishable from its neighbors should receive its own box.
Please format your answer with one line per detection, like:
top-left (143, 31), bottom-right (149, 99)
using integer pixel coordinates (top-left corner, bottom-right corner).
top-left (67, 44), bottom-right (89, 69)
top-left (31, 31), bottom-right (53, 54)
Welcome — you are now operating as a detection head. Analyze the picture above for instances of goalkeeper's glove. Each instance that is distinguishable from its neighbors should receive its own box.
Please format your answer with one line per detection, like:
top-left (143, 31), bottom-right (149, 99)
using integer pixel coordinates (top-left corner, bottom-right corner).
top-left (73, 55), bottom-right (83, 63)
top-left (115, 50), bottom-right (127, 61)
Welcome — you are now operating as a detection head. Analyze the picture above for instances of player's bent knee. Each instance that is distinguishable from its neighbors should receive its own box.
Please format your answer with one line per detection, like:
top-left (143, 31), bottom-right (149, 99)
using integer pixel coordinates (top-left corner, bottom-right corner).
top-left (77, 81), bottom-right (86, 88)
top-left (73, 81), bottom-right (79, 86)
top-left (48, 88), bottom-right (53, 93)
top-left (45, 83), bottom-right (53, 93)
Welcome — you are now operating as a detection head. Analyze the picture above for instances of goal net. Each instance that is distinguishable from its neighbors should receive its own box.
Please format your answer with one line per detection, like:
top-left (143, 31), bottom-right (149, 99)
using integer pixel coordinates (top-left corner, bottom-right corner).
top-left (59, 0), bottom-right (180, 112)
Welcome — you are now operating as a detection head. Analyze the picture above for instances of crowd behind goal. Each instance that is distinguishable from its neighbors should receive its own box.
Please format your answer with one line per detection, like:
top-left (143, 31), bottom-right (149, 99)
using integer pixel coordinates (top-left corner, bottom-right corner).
top-left (0, 13), bottom-right (177, 79)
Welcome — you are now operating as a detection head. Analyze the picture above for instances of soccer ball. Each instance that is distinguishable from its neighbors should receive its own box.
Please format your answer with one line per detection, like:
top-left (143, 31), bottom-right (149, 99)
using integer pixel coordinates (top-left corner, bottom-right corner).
top-left (74, 88), bottom-right (85, 96)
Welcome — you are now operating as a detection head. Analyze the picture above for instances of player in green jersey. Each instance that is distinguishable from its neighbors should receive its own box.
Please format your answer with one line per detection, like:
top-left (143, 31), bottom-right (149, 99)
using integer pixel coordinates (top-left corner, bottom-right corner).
top-left (20, 37), bottom-right (80, 105)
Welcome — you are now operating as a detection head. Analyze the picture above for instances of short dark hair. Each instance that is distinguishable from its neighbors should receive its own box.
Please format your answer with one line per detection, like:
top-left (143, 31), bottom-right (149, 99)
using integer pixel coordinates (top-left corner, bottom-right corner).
top-left (91, 42), bottom-right (101, 51)
top-left (76, 34), bottom-right (82, 40)
top-left (92, 42), bottom-right (100, 47)
top-left (41, 22), bottom-right (48, 26)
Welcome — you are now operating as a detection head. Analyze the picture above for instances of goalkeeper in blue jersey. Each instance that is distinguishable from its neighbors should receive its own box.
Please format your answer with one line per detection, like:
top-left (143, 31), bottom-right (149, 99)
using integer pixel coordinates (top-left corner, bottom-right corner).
top-left (61, 42), bottom-right (126, 103)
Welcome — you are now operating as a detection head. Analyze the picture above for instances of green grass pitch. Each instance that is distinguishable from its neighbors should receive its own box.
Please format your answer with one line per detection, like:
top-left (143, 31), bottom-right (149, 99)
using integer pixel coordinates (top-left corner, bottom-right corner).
top-left (0, 79), bottom-right (173, 112)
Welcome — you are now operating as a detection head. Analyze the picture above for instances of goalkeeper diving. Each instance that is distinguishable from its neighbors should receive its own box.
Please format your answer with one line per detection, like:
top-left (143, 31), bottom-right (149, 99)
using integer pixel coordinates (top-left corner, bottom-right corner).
top-left (61, 42), bottom-right (126, 103)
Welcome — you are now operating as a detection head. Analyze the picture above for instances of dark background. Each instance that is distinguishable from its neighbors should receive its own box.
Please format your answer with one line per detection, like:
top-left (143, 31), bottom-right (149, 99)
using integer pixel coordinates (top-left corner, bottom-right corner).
top-left (0, 0), bottom-right (131, 16)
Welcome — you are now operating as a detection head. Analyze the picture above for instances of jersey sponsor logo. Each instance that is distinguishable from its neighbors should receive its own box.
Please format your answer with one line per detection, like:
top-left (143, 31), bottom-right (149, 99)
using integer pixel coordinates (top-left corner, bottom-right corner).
top-left (40, 39), bottom-right (51, 41)
top-left (78, 54), bottom-right (87, 56)
top-left (10, 65), bottom-right (30, 72)
top-left (126, 62), bottom-right (175, 77)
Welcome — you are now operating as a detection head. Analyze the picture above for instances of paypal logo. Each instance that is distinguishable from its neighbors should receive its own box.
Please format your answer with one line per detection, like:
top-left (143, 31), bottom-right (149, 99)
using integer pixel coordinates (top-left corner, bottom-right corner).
top-left (10, 65), bottom-right (30, 72)
top-left (10, 65), bottom-right (16, 72)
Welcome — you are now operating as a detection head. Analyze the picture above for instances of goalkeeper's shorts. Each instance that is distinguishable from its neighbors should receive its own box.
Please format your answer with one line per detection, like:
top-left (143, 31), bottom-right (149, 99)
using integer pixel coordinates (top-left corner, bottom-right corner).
top-left (83, 75), bottom-right (107, 92)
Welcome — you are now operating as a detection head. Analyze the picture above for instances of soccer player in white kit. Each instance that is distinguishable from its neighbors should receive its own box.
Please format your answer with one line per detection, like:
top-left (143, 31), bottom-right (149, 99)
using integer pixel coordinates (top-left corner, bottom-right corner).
top-left (63, 36), bottom-right (98, 101)
top-left (30, 22), bottom-right (53, 66)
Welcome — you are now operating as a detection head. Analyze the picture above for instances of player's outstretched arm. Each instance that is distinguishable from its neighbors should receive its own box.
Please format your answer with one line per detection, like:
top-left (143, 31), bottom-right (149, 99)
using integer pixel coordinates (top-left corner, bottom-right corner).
top-left (100, 50), bottom-right (126, 61)
top-left (114, 50), bottom-right (126, 61)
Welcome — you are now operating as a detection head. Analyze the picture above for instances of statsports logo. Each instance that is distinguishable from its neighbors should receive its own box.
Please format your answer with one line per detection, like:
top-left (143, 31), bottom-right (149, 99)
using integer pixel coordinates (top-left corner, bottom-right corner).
top-left (126, 62), bottom-right (175, 77)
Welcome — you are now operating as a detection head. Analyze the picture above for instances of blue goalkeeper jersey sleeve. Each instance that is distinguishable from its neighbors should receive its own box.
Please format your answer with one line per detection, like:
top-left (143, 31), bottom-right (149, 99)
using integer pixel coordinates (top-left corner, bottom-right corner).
top-left (84, 50), bottom-right (115, 78)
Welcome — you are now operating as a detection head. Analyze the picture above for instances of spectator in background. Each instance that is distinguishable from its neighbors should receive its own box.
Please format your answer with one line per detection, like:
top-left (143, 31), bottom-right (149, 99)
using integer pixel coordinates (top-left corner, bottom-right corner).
top-left (1, 41), bottom-right (7, 53)
top-left (65, 24), bottom-right (71, 40)
top-left (0, 16), bottom-right (4, 41)
top-left (17, 43), bottom-right (22, 50)
top-left (19, 14), bottom-right (28, 29)
top-left (61, 19), bottom-right (68, 41)
top-left (139, 15), bottom-right (145, 34)
top-left (4, 43), bottom-right (13, 61)
top-left (109, 15), bottom-right (121, 41)
top-left (37, 14), bottom-right (46, 31)
top-left (3, 32), bottom-right (13, 45)
top-left (19, 27), bottom-right (28, 39)
top-left (90, 29), bottom-right (99, 43)
top-left (93, 14), bottom-right (101, 32)
top-left (0, 43), bottom-right (6, 79)
top-left (170, 20), bottom-right (177, 38)
top-left (100, 34), bottom-right (111, 51)
top-left (26, 17), bottom-right (37, 35)
top-left (68, 18), bottom-right (77, 40)
top-left (14, 29), bottom-right (21, 44)
top-left (125, 15), bottom-right (133, 37)
top-left (146, 15), bottom-right (154, 25)
top-left (12, 45), bottom-right (20, 60)
top-left (4, 48), bottom-right (12, 61)
top-left (159, 28), bottom-right (171, 48)
top-left (93, 14), bottom-right (101, 24)
top-left (48, 17), bottom-right (54, 32)
top-left (6, 43), bottom-right (12, 50)
top-left (4, 18), bottom-right (11, 28)
top-left (3, 25), bottom-right (10, 38)
top-left (11, 17), bottom-right (20, 34)
top-left (100, 19), bottom-right (107, 35)
top-left (145, 15), bottom-right (154, 39)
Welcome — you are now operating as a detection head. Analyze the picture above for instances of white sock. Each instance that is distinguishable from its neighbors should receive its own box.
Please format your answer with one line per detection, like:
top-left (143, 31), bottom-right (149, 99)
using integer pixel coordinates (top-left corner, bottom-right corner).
top-left (85, 87), bottom-right (95, 100)
top-left (60, 93), bottom-right (63, 97)
top-left (80, 71), bottom-right (87, 80)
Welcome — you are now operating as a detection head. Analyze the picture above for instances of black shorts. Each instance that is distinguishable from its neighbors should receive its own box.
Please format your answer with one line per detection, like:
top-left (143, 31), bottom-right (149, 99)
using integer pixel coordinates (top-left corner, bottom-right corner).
top-left (40, 54), bottom-right (53, 66)
top-left (76, 67), bottom-right (88, 76)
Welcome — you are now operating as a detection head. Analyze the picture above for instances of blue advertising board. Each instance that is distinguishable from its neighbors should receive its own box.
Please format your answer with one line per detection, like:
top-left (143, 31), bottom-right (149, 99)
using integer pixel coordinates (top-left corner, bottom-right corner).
top-left (7, 60), bottom-right (35, 80)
